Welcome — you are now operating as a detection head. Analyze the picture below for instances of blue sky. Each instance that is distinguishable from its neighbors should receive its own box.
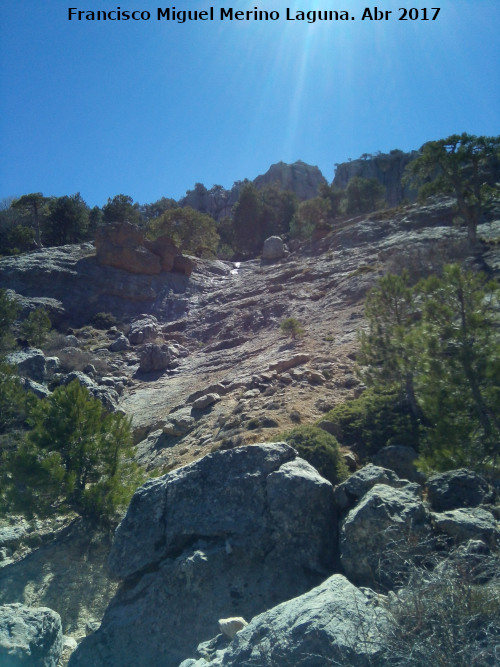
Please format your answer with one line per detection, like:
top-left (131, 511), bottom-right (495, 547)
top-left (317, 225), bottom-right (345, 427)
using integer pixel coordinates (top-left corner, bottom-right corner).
top-left (1, 0), bottom-right (499, 208)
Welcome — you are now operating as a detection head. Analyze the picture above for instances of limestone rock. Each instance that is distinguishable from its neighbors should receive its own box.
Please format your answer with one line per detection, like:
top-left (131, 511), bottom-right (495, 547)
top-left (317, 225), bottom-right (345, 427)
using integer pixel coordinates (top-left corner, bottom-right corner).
top-left (254, 161), bottom-right (327, 200)
top-left (218, 617), bottom-right (248, 640)
top-left (109, 334), bottom-right (130, 351)
top-left (181, 575), bottom-right (390, 667)
top-left (427, 469), bottom-right (493, 511)
top-left (340, 483), bottom-right (431, 588)
top-left (6, 348), bottom-right (46, 383)
top-left (262, 236), bottom-right (284, 260)
top-left (334, 463), bottom-right (415, 513)
top-left (268, 354), bottom-right (310, 374)
top-left (20, 377), bottom-right (50, 398)
top-left (431, 508), bottom-right (499, 545)
top-left (162, 408), bottom-right (195, 436)
top-left (138, 343), bottom-right (176, 373)
top-left (128, 315), bottom-right (160, 345)
top-left (0, 603), bottom-right (63, 667)
top-left (70, 444), bottom-right (337, 667)
top-left (191, 393), bottom-right (220, 410)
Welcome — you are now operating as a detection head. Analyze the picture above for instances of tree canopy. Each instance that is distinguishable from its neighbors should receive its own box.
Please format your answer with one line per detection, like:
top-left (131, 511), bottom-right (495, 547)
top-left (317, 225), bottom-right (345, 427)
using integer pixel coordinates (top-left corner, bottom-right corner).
top-left (358, 265), bottom-right (500, 471)
top-left (147, 206), bottom-right (219, 257)
top-left (405, 133), bottom-right (500, 243)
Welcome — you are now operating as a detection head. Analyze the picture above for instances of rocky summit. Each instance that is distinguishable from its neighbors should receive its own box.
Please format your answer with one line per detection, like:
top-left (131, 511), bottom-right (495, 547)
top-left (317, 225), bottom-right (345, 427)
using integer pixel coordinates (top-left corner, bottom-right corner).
top-left (1, 194), bottom-right (499, 666)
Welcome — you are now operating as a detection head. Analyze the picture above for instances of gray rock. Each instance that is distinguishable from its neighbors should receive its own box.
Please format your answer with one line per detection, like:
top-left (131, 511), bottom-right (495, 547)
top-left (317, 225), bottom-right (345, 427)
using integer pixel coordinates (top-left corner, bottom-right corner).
top-left (109, 334), bottom-right (130, 352)
top-left (162, 408), bottom-right (195, 436)
top-left (128, 315), bottom-right (160, 345)
top-left (431, 508), bottom-right (499, 545)
top-left (262, 236), bottom-right (284, 260)
top-left (6, 349), bottom-right (46, 383)
top-left (191, 393), bottom-right (220, 410)
top-left (70, 444), bottom-right (337, 667)
top-left (373, 445), bottom-right (426, 484)
top-left (182, 574), bottom-right (391, 667)
top-left (20, 377), bottom-right (50, 398)
top-left (0, 603), bottom-right (63, 667)
top-left (427, 469), bottom-right (493, 511)
top-left (138, 343), bottom-right (176, 373)
top-left (334, 463), bottom-right (415, 513)
top-left (340, 483), bottom-right (431, 588)
top-left (0, 522), bottom-right (29, 551)
top-left (61, 371), bottom-right (96, 390)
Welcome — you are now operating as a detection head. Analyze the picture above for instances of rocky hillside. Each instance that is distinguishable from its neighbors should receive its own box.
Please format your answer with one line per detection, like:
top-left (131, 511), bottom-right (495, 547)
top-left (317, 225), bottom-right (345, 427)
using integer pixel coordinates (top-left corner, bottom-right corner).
top-left (178, 160), bottom-right (327, 220)
top-left (1, 197), bottom-right (499, 665)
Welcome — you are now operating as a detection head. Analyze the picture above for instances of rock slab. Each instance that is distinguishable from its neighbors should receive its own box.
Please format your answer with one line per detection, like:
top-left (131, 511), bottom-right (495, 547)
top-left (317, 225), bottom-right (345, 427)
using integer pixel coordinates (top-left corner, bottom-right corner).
top-left (69, 443), bottom-right (337, 667)
top-left (180, 574), bottom-right (390, 666)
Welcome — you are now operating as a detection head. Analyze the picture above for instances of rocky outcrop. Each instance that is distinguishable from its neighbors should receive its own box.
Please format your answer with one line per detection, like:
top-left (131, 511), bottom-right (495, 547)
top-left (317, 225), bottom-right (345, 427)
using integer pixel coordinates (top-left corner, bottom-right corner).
top-left (427, 469), bottom-right (493, 511)
top-left (127, 315), bottom-right (160, 344)
top-left (138, 343), bottom-right (178, 373)
top-left (180, 574), bottom-right (390, 667)
top-left (179, 161), bottom-right (327, 221)
top-left (95, 222), bottom-right (193, 276)
top-left (69, 443), bottom-right (337, 667)
top-left (0, 603), bottom-right (63, 667)
top-left (333, 150), bottom-right (419, 207)
top-left (254, 161), bottom-right (327, 200)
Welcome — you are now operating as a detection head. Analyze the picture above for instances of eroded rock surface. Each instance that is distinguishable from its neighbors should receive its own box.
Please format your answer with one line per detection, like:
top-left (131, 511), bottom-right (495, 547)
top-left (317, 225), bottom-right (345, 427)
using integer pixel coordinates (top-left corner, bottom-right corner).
top-left (0, 603), bottom-right (63, 667)
top-left (69, 443), bottom-right (336, 667)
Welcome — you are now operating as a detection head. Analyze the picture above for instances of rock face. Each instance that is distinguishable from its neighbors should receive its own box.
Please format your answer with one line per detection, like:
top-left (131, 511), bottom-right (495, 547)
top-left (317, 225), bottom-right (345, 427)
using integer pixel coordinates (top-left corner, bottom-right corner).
top-left (333, 150), bottom-right (419, 206)
top-left (340, 483), bottom-right (431, 588)
top-left (69, 443), bottom-right (337, 667)
top-left (0, 603), bottom-right (63, 667)
top-left (178, 161), bottom-right (327, 221)
top-left (254, 161), bottom-right (327, 200)
top-left (181, 574), bottom-right (390, 667)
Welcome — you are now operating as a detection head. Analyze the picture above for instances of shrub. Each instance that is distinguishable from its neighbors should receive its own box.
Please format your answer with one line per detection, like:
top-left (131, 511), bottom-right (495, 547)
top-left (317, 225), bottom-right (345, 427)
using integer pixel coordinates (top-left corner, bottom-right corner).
top-left (20, 308), bottom-right (51, 347)
top-left (280, 317), bottom-right (305, 339)
top-left (1, 380), bottom-right (143, 522)
top-left (0, 361), bottom-right (35, 432)
top-left (278, 425), bottom-right (348, 485)
top-left (324, 389), bottom-right (421, 457)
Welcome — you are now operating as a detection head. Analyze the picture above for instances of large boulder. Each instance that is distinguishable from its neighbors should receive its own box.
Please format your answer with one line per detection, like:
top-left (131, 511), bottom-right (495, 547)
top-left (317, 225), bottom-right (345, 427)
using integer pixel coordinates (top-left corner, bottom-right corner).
top-left (0, 603), bottom-right (63, 667)
top-left (6, 348), bottom-right (46, 383)
top-left (262, 236), bottom-right (284, 260)
top-left (180, 574), bottom-right (391, 667)
top-left (138, 343), bottom-right (177, 373)
top-left (333, 463), bottom-right (416, 513)
top-left (144, 235), bottom-right (179, 272)
top-left (340, 483), bottom-right (431, 588)
top-left (431, 508), bottom-right (500, 545)
top-left (427, 469), bottom-right (493, 511)
top-left (128, 315), bottom-right (160, 345)
top-left (69, 444), bottom-right (337, 667)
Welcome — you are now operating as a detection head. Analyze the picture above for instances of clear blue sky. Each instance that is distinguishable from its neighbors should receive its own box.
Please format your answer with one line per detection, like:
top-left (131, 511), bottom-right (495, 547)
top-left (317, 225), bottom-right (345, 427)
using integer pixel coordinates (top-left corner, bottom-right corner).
top-left (1, 0), bottom-right (499, 208)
